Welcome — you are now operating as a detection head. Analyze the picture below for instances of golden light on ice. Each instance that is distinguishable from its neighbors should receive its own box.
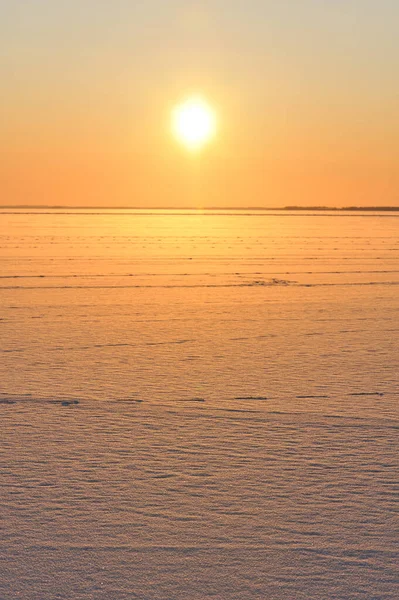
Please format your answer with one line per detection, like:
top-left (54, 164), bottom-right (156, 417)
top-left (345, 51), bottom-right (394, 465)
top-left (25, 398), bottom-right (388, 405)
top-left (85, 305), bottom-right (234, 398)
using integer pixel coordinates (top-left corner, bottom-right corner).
top-left (172, 96), bottom-right (217, 150)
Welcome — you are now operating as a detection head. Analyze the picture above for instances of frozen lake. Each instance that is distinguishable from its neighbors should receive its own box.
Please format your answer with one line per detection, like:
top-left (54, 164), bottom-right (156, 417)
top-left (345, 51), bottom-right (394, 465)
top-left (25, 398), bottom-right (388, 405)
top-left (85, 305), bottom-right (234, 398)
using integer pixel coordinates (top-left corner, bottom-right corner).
top-left (1, 209), bottom-right (398, 599)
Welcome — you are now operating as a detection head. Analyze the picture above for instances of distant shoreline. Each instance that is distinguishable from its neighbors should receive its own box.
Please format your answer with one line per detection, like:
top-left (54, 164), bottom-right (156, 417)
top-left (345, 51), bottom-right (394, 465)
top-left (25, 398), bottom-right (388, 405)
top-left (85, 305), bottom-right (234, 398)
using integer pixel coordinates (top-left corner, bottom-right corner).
top-left (1, 205), bottom-right (398, 212)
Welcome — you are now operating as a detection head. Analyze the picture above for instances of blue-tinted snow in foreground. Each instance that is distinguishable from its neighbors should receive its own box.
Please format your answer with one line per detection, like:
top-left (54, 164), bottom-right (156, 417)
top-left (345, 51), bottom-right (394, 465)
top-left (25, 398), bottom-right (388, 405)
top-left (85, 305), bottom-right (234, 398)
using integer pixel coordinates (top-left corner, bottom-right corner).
top-left (1, 209), bottom-right (398, 599)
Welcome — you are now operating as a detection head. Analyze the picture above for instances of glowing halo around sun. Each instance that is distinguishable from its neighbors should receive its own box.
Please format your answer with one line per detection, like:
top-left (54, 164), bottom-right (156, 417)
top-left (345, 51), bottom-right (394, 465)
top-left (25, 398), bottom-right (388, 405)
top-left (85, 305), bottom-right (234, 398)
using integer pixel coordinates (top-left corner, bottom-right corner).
top-left (172, 96), bottom-right (217, 150)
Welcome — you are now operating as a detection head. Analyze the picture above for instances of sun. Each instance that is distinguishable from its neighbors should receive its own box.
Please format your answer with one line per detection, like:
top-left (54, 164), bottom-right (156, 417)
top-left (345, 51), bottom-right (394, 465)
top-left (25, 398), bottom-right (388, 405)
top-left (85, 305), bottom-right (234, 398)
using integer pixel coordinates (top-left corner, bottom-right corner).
top-left (172, 96), bottom-right (217, 150)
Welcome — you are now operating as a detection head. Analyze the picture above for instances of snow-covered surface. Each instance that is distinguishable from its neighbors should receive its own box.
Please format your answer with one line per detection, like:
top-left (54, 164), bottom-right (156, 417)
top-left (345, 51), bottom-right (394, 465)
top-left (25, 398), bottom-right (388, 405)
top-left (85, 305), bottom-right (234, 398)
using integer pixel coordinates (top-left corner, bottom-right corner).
top-left (1, 209), bottom-right (398, 599)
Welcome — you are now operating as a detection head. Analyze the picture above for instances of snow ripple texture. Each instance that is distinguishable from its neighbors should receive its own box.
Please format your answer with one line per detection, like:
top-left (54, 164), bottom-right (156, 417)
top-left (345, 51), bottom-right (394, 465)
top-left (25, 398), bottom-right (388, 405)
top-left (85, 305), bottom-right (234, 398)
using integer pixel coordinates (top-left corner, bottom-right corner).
top-left (0, 209), bottom-right (398, 599)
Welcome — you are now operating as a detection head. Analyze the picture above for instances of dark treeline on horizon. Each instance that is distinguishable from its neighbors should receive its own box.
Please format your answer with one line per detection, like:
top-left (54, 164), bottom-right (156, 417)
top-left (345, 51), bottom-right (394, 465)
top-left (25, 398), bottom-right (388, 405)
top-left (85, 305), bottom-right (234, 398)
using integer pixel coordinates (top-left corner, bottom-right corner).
top-left (283, 206), bottom-right (399, 211)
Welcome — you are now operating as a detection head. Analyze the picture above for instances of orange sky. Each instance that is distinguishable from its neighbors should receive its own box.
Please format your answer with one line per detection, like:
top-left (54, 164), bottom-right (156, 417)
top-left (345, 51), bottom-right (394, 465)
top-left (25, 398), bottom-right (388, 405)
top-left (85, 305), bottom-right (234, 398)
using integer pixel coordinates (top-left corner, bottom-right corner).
top-left (1, 1), bottom-right (398, 208)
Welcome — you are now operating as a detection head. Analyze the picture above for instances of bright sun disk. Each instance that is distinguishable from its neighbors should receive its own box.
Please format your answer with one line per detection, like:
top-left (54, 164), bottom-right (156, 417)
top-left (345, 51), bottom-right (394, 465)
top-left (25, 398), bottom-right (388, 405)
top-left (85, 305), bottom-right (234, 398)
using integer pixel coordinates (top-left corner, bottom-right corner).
top-left (172, 97), bottom-right (216, 150)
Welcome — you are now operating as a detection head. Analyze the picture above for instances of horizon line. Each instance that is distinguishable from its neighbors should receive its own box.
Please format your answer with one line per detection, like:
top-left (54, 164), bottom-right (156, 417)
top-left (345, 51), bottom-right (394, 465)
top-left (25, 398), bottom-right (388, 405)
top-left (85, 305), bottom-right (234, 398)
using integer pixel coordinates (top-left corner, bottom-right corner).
top-left (0, 205), bottom-right (398, 212)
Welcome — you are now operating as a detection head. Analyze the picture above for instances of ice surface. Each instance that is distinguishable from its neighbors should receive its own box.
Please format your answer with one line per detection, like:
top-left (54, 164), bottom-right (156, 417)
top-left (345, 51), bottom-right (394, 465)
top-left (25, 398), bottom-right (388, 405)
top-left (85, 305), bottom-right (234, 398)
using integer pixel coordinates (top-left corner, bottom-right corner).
top-left (0, 209), bottom-right (398, 599)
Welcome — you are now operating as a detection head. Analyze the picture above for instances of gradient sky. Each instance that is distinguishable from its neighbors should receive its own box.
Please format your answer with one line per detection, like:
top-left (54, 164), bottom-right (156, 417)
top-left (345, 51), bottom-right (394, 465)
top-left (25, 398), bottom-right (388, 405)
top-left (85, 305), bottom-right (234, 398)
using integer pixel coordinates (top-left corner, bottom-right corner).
top-left (1, 0), bottom-right (398, 207)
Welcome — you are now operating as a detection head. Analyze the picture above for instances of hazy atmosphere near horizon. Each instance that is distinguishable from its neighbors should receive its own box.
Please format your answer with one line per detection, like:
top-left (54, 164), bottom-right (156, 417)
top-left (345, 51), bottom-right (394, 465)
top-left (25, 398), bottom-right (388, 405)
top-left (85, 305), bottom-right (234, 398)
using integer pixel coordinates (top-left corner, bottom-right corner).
top-left (1, 3), bottom-right (399, 600)
top-left (1, 0), bottom-right (399, 207)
